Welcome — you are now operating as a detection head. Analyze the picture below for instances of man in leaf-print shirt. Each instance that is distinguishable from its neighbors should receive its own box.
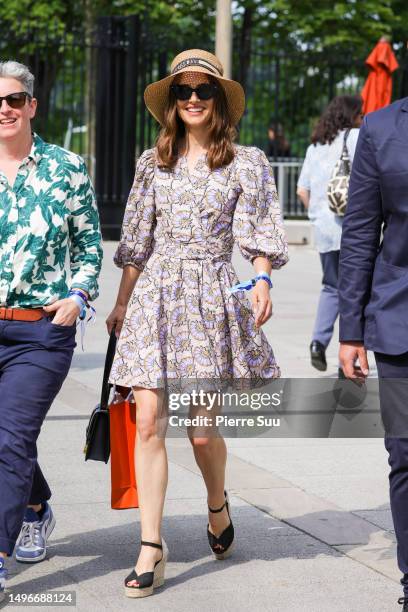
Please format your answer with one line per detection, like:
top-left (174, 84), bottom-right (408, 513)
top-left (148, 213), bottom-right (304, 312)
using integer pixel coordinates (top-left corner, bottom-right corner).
top-left (0, 60), bottom-right (102, 594)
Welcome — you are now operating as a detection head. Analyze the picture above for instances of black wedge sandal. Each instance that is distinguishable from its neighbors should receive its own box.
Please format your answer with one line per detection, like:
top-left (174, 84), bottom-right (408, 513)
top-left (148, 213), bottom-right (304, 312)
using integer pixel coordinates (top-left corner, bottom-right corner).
top-left (124, 539), bottom-right (168, 598)
top-left (207, 490), bottom-right (234, 560)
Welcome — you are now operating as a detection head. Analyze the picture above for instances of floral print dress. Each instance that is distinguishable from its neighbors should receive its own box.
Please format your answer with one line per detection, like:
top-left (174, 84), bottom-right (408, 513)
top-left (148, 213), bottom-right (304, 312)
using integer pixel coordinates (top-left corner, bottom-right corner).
top-left (109, 145), bottom-right (289, 390)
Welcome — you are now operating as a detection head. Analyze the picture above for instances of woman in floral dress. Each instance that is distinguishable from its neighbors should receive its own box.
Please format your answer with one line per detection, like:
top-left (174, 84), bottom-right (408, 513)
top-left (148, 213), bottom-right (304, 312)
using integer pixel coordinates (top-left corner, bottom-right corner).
top-left (106, 48), bottom-right (289, 598)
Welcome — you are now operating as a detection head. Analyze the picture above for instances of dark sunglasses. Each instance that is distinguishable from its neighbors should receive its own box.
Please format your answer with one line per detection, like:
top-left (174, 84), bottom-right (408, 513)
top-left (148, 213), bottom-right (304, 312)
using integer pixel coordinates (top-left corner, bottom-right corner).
top-left (0, 92), bottom-right (31, 109)
top-left (170, 83), bottom-right (218, 101)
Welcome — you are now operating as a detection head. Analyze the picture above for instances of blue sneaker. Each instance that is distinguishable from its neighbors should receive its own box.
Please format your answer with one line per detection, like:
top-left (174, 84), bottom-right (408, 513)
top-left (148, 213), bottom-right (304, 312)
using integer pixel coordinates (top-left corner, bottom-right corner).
top-left (15, 502), bottom-right (56, 563)
top-left (0, 556), bottom-right (7, 602)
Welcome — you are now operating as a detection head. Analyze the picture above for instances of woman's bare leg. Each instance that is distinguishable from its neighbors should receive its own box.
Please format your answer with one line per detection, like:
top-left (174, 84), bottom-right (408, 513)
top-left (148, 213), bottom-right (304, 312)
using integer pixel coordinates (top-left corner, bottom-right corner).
top-left (131, 387), bottom-right (168, 579)
top-left (188, 401), bottom-right (230, 537)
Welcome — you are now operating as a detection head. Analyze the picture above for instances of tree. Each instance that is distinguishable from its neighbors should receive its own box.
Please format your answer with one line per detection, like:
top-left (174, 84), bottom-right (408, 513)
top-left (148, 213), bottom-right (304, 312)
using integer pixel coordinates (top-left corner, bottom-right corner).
top-left (234, 1), bottom-right (406, 52)
top-left (2, 1), bottom-right (406, 56)
top-left (2, 0), bottom-right (407, 151)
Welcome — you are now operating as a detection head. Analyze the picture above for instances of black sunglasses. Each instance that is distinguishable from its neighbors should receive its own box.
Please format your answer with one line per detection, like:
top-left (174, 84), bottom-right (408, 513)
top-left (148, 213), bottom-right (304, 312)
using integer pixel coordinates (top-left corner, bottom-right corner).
top-left (0, 92), bottom-right (31, 109)
top-left (170, 83), bottom-right (218, 101)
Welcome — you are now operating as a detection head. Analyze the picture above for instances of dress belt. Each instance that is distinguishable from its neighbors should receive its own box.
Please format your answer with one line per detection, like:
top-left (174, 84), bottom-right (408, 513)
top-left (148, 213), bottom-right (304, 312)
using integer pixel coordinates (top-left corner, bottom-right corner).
top-left (154, 245), bottom-right (232, 262)
top-left (0, 307), bottom-right (46, 321)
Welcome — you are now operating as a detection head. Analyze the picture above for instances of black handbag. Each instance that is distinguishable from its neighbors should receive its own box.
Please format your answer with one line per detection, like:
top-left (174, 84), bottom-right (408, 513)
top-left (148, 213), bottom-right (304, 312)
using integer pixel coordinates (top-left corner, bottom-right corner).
top-left (83, 330), bottom-right (117, 463)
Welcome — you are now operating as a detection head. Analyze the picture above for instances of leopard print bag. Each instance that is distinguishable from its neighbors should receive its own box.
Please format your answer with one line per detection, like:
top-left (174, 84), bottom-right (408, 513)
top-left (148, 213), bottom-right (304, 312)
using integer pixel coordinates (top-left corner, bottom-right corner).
top-left (327, 128), bottom-right (351, 217)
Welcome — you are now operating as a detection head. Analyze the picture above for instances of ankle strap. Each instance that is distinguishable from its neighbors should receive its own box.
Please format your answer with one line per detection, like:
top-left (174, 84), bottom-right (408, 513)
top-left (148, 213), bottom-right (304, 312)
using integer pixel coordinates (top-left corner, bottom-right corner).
top-left (208, 491), bottom-right (228, 513)
top-left (208, 501), bottom-right (226, 513)
top-left (141, 540), bottom-right (162, 550)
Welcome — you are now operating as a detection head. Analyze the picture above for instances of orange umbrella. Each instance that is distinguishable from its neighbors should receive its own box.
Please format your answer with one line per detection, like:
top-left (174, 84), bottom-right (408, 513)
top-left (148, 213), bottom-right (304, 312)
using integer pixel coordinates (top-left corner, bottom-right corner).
top-left (361, 39), bottom-right (399, 114)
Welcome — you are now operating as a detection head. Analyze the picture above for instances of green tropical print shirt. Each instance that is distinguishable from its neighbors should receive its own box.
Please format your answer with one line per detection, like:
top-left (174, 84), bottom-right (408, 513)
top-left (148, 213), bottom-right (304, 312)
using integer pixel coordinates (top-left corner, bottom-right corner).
top-left (0, 133), bottom-right (103, 307)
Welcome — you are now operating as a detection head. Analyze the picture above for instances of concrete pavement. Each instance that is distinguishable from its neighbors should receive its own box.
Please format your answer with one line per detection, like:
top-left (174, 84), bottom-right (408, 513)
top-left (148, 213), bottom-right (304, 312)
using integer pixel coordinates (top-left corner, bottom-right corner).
top-left (1, 242), bottom-right (398, 612)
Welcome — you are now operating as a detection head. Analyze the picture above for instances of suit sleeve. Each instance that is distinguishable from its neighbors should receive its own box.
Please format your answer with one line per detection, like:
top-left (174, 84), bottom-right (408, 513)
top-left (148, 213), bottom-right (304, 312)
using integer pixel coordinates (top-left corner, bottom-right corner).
top-left (338, 116), bottom-right (383, 342)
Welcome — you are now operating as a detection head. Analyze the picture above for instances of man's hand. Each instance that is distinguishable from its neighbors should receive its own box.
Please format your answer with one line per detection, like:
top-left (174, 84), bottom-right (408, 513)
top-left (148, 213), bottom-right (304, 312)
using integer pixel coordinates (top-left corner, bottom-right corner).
top-left (43, 298), bottom-right (80, 326)
top-left (339, 342), bottom-right (369, 381)
top-left (106, 304), bottom-right (127, 337)
top-left (252, 281), bottom-right (273, 328)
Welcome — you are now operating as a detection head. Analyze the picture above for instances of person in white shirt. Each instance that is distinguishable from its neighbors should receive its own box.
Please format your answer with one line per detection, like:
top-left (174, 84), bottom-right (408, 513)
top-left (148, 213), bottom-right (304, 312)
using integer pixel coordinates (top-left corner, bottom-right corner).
top-left (297, 95), bottom-right (363, 374)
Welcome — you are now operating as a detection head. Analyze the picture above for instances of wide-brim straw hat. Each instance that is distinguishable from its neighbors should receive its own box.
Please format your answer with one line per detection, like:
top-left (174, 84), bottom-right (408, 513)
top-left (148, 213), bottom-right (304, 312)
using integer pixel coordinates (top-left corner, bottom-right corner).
top-left (144, 49), bottom-right (245, 127)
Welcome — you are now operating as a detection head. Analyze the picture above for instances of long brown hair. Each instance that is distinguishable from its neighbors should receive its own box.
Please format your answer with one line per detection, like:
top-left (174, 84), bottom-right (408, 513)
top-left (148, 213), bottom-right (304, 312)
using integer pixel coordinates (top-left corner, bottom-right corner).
top-left (311, 95), bottom-right (363, 145)
top-left (156, 75), bottom-right (237, 171)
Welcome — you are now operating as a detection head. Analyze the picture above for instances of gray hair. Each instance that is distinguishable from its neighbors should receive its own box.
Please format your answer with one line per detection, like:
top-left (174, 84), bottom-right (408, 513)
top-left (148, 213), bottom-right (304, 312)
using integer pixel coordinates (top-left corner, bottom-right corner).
top-left (0, 61), bottom-right (34, 96)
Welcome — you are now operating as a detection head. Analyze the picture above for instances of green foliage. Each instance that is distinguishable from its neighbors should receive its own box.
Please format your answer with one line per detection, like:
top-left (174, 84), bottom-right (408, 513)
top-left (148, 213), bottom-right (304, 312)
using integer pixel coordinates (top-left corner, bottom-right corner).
top-left (233, 0), bottom-right (407, 53)
top-left (1, 1), bottom-right (407, 52)
top-left (87, 0), bottom-right (215, 45)
top-left (0, 0), bottom-right (82, 35)
top-left (2, 1), bottom-right (407, 158)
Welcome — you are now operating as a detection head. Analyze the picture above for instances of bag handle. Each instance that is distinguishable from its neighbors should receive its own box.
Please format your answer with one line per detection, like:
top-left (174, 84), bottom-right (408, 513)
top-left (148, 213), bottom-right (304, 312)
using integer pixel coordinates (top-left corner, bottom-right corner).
top-left (341, 128), bottom-right (351, 160)
top-left (111, 385), bottom-right (134, 403)
top-left (100, 329), bottom-right (117, 410)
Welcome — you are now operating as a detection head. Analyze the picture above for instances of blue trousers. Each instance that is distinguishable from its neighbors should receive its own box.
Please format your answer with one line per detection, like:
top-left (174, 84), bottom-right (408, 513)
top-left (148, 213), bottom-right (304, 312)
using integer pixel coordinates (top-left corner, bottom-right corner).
top-left (375, 351), bottom-right (408, 596)
top-left (0, 317), bottom-right (76, 555)
top-left (312, 250), bottom-right (339, 348)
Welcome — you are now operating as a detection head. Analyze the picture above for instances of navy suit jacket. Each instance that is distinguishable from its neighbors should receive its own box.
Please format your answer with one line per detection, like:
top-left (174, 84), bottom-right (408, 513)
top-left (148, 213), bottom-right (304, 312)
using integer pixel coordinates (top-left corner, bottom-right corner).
top-left (339, 97), bottom-right (408, 354)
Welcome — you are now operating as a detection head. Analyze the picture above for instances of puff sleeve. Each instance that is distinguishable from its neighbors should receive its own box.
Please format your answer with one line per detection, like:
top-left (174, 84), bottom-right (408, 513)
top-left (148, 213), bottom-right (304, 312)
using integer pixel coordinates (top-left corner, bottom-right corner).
top-left (114, 148), bottom-right (157, 271)
top-left (232, 147), bottom-right (289, 269)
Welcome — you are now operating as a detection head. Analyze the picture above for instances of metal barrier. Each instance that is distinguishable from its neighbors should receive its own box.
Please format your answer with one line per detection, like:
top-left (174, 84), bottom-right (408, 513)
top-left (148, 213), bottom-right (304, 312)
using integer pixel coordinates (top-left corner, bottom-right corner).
top-left (268, 157), bottom-right (307, 218)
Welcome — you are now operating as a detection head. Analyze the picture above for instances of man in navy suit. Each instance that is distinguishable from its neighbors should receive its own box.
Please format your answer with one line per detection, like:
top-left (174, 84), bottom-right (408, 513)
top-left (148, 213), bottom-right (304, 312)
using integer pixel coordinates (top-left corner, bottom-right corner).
top-left (339, 97), bottom-right (408, 610)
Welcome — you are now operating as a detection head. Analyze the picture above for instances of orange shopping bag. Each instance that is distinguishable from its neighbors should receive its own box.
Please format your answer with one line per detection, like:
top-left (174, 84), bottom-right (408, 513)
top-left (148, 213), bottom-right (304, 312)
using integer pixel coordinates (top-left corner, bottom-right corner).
top-left (109, 387), bottom-right (139, 509)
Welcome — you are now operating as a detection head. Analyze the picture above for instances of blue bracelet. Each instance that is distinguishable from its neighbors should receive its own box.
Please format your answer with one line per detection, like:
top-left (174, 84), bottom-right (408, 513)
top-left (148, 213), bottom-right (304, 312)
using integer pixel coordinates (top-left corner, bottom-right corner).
top-left (69, 289), bottom-right (89, 303)
top-left (228, 273), bottom-right (273, 293)
top-left (255, 273), bottom-right (273, 288)
top-left (66, 290), bottom-right (97, 350)
top-left (68, 293), bottom-right (87, 319)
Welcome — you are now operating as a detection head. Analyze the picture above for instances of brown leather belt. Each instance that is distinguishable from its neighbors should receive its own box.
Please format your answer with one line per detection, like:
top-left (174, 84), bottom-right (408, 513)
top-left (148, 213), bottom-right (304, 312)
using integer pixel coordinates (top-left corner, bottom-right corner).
top-left (0, 307), bottom-right (46, 322)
